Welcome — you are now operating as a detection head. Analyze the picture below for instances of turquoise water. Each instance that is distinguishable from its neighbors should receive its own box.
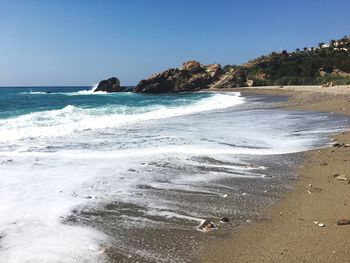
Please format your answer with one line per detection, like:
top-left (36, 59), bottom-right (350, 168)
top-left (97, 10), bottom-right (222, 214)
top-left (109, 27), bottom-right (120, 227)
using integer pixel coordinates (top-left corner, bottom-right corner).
top-left (0, 86), bottom-right (213, 119)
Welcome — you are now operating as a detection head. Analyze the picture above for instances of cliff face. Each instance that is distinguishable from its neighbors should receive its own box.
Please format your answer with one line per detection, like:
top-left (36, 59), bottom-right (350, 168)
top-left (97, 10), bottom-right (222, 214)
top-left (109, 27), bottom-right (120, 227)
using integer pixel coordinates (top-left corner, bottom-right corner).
top-left (133, 61), bottom-right (246, 93)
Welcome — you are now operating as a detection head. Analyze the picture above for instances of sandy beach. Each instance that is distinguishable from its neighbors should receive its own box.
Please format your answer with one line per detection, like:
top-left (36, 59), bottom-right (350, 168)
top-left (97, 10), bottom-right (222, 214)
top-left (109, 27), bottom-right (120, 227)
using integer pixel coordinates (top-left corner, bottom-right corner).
top-left (199, 86), bottom-right (350, 263)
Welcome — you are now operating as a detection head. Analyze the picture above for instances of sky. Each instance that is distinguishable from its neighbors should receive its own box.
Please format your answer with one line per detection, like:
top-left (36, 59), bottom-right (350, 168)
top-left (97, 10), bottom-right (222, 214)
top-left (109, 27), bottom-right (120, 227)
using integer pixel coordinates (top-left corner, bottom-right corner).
top-left (0, 0), bottom-right (349, 86)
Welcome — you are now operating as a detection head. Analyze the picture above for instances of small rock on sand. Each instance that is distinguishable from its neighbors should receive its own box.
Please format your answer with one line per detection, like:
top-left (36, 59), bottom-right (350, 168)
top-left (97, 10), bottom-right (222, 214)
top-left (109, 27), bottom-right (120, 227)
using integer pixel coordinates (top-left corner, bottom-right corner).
top-left (220, 217), bottom-right (230, 223)
top-left (318, 223), bottom-right (325, 227)
top-left (337, 219), bottom-right (350, 225)
top-left (334, 174), bottom-right (348, 181)
top-left (199, 220), bottom-right (216, 232)
top-left (333, 142), bottom-right (343, 147)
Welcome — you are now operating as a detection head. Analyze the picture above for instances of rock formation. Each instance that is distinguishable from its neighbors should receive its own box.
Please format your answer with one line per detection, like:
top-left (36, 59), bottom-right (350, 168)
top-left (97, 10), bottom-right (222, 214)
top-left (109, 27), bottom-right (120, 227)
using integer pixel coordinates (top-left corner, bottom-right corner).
top-left (94, 77), bottom-right (126, 93)
top-left (133, 61), bottom-right (246, 93)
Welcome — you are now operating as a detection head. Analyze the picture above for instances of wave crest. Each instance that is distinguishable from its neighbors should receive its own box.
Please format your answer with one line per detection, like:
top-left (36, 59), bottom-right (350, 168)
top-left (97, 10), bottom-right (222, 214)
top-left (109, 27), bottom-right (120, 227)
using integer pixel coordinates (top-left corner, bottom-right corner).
top-left (0, 93), bottom-right (244, 142)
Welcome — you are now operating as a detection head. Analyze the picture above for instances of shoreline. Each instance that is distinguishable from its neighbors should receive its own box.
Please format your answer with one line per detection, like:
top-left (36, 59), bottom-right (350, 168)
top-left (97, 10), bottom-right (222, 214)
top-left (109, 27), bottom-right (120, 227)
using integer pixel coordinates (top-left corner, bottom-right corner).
top-left (198, 86), bottom-right (350, 262)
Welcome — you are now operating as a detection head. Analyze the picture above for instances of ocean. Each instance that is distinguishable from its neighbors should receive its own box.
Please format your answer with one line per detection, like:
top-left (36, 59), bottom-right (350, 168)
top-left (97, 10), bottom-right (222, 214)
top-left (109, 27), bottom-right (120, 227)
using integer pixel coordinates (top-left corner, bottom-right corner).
top-left (0, 86), bottom-right (349, 262)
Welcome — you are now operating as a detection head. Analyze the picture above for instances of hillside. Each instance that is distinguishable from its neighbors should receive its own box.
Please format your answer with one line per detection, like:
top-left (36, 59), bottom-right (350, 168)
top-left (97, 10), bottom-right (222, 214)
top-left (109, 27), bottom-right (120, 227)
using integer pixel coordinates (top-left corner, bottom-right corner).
top-left (233, 36), bottom-right (350, 86)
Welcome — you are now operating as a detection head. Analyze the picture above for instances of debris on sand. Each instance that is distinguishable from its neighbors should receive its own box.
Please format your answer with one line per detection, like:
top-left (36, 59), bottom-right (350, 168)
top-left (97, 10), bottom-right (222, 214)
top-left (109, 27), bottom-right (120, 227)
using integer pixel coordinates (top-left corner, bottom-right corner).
top-left (333, 174), bottom-right (348, 181)
top-left (220, 217), bottom-right (230, 223)
top-left (337, 219), bottom-right (350, 225)
top-left (199, 220), bottom-right (216, 232)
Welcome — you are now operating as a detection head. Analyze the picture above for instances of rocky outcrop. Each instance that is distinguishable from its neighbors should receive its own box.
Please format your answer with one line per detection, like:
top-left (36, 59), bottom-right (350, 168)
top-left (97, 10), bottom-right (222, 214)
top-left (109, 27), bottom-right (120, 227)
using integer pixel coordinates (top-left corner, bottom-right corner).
top-left (94, 77), bottom-right (126, 92)
top-left (208, 68), bottom-right (247, 89)
top-left (133, 61), bottom-right (245, 93)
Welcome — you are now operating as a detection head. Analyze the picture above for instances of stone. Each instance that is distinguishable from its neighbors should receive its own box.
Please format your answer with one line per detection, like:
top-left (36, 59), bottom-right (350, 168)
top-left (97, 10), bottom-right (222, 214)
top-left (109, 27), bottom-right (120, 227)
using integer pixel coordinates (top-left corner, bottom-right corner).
top-left (318, 223), bottom-right (325, 227)
top-left (199, 220), bottom-right (216, 232)
top-left (220, 217), bottom-right (230, 223)
top-left (333, 142), bottom-right (343, 147)
top-left (334, 174), bottom-right (347, 181)
top-left (246, 79), bottom-right (254, 87)
top-left (94, 77), bottom-right (126, 93)
top-left (337, 219), bottom-right (350, 225)
top-left (204, 64), bottom-right (225, 80)
top-left (181, 60), bottom-right (203, 74)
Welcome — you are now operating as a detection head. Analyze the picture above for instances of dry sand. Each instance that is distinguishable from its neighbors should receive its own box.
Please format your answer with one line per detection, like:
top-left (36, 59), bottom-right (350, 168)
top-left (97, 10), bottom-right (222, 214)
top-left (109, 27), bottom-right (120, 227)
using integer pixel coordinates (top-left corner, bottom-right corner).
top-left (198, 86), bottom-right (350, 263)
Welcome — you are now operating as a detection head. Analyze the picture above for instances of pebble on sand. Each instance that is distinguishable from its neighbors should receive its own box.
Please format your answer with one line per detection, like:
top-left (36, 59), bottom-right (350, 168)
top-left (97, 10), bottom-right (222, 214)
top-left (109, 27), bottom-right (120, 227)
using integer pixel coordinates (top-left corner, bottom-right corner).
top-left (220, 217), bottom-right (230, 223)
top-left (334, 174), bottom-right (348, 181)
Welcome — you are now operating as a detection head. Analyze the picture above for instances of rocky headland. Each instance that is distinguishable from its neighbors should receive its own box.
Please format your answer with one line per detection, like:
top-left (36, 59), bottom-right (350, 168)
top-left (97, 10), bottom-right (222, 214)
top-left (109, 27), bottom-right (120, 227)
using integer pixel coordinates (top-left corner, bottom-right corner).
top-left (95, 36), bottom-right (350, 93)
top-left (133, 61), bottom-right (247, 93)
top-left (95, 61), bottom-right (247, 93)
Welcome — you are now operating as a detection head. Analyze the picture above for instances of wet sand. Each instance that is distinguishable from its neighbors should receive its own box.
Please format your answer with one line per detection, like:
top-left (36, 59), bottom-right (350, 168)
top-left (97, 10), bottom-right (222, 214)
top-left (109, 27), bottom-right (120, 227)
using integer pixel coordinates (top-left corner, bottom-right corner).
top-left (199, 86), bottom-right (350, 262)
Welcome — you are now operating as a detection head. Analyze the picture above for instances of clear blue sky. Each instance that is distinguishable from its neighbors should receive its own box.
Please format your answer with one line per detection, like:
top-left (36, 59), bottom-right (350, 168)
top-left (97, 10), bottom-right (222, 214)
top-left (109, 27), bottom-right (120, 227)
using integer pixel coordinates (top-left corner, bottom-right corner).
top-left (0, 0), bottom-right (349, 86)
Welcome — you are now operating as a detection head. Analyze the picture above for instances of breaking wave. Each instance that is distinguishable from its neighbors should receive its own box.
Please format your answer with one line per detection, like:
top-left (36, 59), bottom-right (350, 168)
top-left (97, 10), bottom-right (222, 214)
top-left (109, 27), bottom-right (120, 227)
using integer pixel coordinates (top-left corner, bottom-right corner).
top-left (0, 93), bottom-right (244, 142)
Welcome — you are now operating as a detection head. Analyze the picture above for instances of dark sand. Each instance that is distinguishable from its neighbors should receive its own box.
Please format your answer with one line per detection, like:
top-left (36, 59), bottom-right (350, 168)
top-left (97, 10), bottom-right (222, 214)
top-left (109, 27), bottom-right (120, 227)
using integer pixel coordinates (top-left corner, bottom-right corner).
top-left (199, 86), bottom-right (350, 263)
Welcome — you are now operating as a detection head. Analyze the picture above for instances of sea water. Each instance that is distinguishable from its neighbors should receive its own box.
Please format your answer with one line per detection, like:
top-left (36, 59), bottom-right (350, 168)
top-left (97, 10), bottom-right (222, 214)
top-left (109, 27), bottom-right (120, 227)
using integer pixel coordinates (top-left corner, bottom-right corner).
top-left (0, 86), bottom-right (348, 262)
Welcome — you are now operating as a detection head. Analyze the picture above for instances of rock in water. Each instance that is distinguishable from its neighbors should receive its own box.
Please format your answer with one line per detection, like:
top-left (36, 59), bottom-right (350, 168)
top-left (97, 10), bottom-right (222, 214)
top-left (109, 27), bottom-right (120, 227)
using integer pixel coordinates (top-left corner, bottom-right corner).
top-left (94, 77), bottom-right (126, 93)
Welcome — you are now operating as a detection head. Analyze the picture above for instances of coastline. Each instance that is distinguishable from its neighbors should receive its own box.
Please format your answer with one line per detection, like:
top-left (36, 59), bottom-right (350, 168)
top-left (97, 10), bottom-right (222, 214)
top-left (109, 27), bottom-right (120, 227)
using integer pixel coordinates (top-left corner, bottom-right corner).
top-left (198, 86), bottom-right (350, 262)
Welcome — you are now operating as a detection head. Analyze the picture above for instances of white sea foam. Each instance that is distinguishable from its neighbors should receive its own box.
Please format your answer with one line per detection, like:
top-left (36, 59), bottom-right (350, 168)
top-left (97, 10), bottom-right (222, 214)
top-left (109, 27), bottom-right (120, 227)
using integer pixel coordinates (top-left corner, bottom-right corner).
top-left (28, 91), bottom-right (49, 95)
top-left (22, 85), bottom-right (105, 96)
top-left (0, 93), bottom-right (245, 143)
top-left (76, 84), bottom-right (106, 95)
top-left (0, 155), bottom-right (108, 263)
